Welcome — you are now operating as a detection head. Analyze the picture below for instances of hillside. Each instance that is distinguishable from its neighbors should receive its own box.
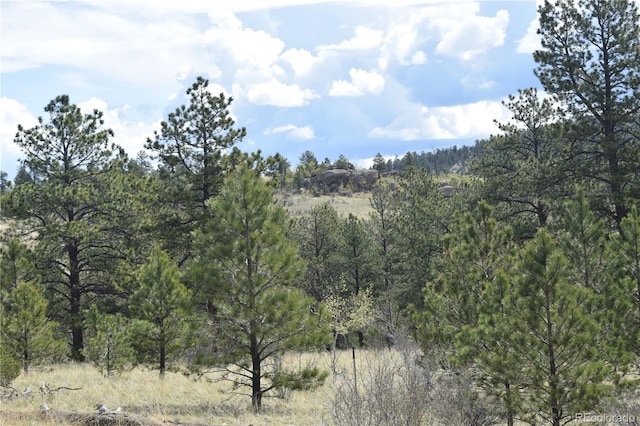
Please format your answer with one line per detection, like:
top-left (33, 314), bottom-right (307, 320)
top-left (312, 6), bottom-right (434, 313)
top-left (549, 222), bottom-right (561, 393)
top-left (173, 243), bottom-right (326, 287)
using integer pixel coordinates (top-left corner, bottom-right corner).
top-left (276, 190), bottom-right (374, 219)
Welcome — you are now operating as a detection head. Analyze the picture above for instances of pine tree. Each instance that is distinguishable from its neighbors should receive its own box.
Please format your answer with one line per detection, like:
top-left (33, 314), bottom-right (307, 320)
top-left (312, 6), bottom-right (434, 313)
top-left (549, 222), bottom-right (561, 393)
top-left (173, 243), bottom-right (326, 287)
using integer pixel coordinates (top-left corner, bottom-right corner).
top-left (390, 168), bottom-right (450, 308)
top-left (505, 229), bottom-right (611, 426)
top-left (535, 0), bottom-right (640, 228)
top-left (191, 165), bottom-right (330, 411)
top-left (85, 305), bottom-right (136, 376)
top-left (130, 247), bottom-right (192, 378)
top-left (608, 206), bottom-right (640, 357)
top-left (417, 202), bottom-right (520, 424)
top-left (555, 190), bottom-right (634, 368)
top-left (289, 203), bottom-right (342, 302)
top-left (338, 214), bottom-right (379, 347)
top-left (1, 281), bottom-right (65, 373)
top-left (3, 95), bottom-right (143, 361)
top-left (372, 152), bottom-right (386, 178)
top-left (146, 76), bottom-right (246, 264)
top-left (472, 88), bottom-right (571, 238)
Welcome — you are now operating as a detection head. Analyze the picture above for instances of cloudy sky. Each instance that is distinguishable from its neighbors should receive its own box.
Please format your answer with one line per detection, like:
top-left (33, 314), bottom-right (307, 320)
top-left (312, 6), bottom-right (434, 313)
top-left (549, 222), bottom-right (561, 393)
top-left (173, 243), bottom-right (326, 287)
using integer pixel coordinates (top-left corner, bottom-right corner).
top-left (1, 0), bottom-right (543, 177)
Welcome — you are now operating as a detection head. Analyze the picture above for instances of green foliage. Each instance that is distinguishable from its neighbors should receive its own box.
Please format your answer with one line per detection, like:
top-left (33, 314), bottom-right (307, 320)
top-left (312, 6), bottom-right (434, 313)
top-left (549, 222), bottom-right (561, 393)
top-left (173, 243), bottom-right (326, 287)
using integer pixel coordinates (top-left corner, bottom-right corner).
top-left (3, 95), bottom-right (146, 361)
top-left (535, 0), bottom-right (640, 227)
top-left (0, 239), bottom-right (36, 294)
top-left (335, 154), bottom-right (350, 169)
top-left (130, 247), bottom-right (192, 377)
top-left (264, 153), bottom-right (291, 189)
top-left (372, 153), bottom-right (386, 178)
top-left (420, 202), bottom-right (515, 345)
top-left (145, 76), bottom-right (246, 263)
top-left (391, 168), bottom-right (452, 309)
top-left (324, 287), bottom-right (375, 339)
top-left (505, 229), bottom-right (612, 425)
top-left (267, 365), bottom-right (329, 392)
top-left (191, 166), bottom-right (331, 411)
top-left (85, 305), bottom-right (136, 376)
top-left (289, 203), bottom-right (343, 302)
top-left (1, 281), bottom-right (65, 373)
top-left (0, 345), bottom-right (21, 386)
top-left (0, 171), bottom-right (11, 193)
top-left (473, 88), bottom-right (571, 237)
top-left (609, 206), bottom-right (640, 356)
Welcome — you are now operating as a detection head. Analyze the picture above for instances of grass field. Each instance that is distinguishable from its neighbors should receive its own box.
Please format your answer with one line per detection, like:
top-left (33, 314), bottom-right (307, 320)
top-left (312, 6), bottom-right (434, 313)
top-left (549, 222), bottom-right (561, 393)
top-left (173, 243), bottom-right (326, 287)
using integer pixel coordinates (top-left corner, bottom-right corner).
top-left (0, 349), bottom-right (425, 426)
top-left (276, 191), bottom-right (374, 219)
top-left (3, 351), bottom-right (640, 425)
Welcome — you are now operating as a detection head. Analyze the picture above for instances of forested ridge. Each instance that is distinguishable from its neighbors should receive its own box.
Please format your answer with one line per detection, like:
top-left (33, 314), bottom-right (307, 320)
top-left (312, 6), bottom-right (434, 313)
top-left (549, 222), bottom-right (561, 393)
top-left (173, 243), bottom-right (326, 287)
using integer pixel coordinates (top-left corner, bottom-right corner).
top-left (2, 0), bottom-right (640, 424)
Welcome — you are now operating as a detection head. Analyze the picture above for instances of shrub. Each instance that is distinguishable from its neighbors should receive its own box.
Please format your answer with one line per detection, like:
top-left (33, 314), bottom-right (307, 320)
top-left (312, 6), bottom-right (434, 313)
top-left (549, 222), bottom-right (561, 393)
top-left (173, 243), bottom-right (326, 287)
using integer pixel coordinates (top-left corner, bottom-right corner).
top-left (328, 346), bottom-right (433, 426)
top-left (0, 345), bottom-right (21, 386)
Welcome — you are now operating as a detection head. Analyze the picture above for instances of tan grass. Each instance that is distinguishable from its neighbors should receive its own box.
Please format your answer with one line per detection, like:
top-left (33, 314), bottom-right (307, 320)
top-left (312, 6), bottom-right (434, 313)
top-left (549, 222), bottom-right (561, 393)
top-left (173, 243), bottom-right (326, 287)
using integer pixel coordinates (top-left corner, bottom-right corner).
top-left (0, 350), bottom-right (379, 426)
top-left (276, 192), bottom-right (373, 219)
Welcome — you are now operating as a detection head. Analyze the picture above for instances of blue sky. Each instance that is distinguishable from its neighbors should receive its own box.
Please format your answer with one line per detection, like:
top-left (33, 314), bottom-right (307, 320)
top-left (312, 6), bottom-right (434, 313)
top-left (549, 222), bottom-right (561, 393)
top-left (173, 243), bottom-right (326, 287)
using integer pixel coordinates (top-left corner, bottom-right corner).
top-left (1, 0), bottom-right (543, 178)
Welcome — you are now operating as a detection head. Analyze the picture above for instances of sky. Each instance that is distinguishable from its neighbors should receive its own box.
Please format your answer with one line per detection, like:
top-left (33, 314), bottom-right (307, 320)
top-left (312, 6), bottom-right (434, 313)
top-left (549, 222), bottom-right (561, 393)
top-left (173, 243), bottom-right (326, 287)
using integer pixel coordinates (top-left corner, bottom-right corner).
top-left (0, 0), bottom-right (544, 178)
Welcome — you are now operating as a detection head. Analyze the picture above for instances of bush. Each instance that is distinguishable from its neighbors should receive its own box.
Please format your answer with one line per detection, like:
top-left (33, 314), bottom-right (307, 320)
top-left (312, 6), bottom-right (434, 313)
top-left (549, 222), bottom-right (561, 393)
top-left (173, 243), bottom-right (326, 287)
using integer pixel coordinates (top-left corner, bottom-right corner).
top-left (430, 369), bottom-right (503, 426)
top-left (0, 345), bottom-right (21, 386)
top-left (328, 346), bottom-right (433, 426)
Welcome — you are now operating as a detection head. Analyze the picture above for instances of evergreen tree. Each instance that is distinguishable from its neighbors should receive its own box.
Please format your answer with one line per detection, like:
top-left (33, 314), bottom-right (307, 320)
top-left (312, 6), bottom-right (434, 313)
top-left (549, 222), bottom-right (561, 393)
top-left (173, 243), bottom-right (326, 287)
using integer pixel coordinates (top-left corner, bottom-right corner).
top-left (0, 239), bottom-right (36, 293)
top-left (0, 171), bottom-right (11, 193)
top-left (505, 229), bottom-right (611, 426)
top-left (338, 214), bottom-right (379, 347)
top-left (13, 164), bottom-right (35, 186)
top-left (2, 95), bottom-right (143, 361)
top-left (390, 168), bottom-right (450, 308)
top-left (472, 88), bottom-right (571, 238)
top-left (372, 152), bottom-right (386, 178)
top-left (146, 76), bottom-right (246, 264)
top-left (557, 191), bottom-right (636, 367)
top-left (191, 166), bottom-right (330, 411)
top-left (130, 247), bottom-right (192, 378)
top-left (85, 305), bottom-right (136, 376)
top-left (368, 181), bottom-right (402, 347)
top-left (264, 153), bottom-right (290, 189)
top-left (535, 0), bottom-right (640, 228)
top-left (418, 202), bottom-right (518, 423)
top-left (1, 281), bottom-right (65, 373)
top-left (335, 154), bottom-right (350, 169)
top-left (609, 206), bottom-right (640, 356)
top-left (289, 203), bottom-right (342, 302)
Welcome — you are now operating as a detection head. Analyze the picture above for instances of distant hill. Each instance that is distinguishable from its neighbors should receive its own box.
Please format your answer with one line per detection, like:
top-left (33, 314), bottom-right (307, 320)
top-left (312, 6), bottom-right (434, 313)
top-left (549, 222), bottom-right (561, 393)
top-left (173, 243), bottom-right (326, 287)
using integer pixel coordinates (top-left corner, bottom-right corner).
top-left (383, 143), bottom-right (480, 176)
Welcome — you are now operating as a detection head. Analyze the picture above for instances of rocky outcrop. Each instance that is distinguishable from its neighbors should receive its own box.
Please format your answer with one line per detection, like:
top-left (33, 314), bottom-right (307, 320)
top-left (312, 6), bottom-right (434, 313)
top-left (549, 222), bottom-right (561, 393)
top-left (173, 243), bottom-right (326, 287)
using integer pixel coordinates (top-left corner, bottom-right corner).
top-left (303, 169), bottom-right (379, 193)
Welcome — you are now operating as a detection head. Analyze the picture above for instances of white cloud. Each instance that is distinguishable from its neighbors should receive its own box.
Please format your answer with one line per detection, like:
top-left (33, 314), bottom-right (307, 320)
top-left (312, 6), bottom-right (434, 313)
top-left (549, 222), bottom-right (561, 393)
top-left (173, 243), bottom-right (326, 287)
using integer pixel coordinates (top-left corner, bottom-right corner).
top-left (329, 68), bottom-right (385, 96)
top-left (379, 23), bottom-right (424, 69)
top-left (435, 8), bottom-right (509, 60)
top-left (517, 16), bottom-right (540, 54)
top-left (368, 127), bottom-right (422, 140)
top-left (241, 81), bottom-right (318, 107)
top-left (318, 26), bottom-right (384, 52)
top-left (280, 48), bottom-right (320, 76)
top-left (0, 98), bottom-right (38, 172)
top-left (264, 124), bottom-right (315, 140)
top-left (77, 98), bottom-right (157, 156)
top-left (368, 100), bottom-right (509, 140)
top-left (204, 13), bottom-right (285, 70)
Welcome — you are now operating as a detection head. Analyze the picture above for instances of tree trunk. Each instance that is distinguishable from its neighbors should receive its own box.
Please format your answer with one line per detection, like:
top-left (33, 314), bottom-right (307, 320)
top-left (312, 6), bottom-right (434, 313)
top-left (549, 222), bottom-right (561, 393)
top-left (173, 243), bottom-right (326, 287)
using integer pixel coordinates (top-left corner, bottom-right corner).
top-left (68, 242), bottom-right (85, 361)
top-left (250, 333), bottom-right (262, 412)
top-left (504, 381), bottom-right (514, 426)
top-left (545, 290), bottom-right (560, 426)
top-left (159, 337), bottom-right (166, 379)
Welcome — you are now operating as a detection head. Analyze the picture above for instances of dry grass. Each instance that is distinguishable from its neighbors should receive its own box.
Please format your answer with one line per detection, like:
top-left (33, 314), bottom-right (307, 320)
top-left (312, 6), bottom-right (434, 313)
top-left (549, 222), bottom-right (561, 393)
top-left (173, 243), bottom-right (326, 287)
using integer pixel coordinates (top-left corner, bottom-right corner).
top-left (276, 191), bottom-right (374, 219)
top-left (2, 348), bottom-right (633, 425)
top-left (0, 350), bottom-right (393, 426)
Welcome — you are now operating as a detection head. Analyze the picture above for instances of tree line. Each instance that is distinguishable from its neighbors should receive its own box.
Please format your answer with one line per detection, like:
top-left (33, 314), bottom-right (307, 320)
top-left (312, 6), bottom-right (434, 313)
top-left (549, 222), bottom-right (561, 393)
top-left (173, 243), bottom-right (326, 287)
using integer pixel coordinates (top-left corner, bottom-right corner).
top-left (2, 0), bottom-right (640, 422)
